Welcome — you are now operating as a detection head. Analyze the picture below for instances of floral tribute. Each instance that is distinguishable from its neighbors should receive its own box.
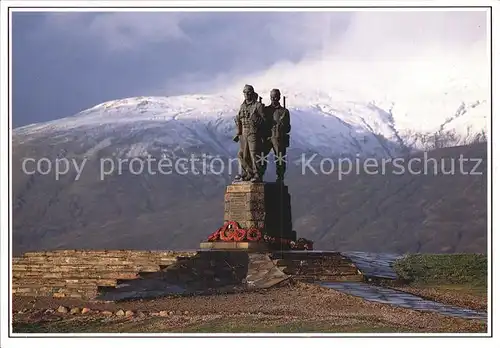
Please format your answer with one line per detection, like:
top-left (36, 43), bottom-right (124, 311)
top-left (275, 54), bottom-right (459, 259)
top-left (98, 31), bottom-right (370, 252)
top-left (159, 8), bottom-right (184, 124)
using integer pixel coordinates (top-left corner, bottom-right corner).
top-left (206, 221), bottom-right (313, 250)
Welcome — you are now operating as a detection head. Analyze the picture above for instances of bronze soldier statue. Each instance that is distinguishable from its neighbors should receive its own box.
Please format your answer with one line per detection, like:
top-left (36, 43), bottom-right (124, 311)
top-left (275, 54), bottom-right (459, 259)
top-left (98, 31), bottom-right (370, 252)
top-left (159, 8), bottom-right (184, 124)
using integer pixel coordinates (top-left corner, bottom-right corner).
top-left (263, 89), bottom-right (291, 182)
top-left (233, 84), bottom-right (267, 183)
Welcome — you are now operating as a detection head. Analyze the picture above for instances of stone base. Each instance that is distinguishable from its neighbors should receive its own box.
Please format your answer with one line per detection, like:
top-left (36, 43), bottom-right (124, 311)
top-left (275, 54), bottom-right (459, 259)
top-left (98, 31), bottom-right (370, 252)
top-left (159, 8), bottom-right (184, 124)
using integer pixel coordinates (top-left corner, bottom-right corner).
top-left (199, 241), bottom-right (271, 251)
top-left (224, 182), bottom-right (294, 241)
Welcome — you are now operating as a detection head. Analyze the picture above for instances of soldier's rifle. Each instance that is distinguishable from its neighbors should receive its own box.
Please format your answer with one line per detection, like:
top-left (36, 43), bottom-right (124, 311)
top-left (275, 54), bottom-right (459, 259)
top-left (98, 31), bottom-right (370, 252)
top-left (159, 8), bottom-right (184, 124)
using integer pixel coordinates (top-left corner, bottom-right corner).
top-left (280, 95), bottom-right (290, 147)
top-left (278, 95), bottom-right (287, 127)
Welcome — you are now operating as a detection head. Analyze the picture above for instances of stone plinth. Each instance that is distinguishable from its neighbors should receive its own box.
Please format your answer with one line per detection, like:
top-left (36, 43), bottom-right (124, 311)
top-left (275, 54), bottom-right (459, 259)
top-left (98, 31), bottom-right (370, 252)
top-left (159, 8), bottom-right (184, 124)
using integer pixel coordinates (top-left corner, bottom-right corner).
top-left (199, 241), bottom-right (270, 251)
top-left (223, 182), bottom-right (295, 241)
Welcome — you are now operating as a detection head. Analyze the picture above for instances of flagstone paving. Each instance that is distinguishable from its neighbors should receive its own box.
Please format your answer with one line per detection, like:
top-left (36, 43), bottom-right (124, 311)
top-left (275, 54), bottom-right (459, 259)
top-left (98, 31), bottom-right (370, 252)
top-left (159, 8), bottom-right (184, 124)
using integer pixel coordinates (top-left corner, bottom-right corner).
top-left (340, 251), bottom-right (403, 280)
top-left (320, 282), bottom-right (487, 321)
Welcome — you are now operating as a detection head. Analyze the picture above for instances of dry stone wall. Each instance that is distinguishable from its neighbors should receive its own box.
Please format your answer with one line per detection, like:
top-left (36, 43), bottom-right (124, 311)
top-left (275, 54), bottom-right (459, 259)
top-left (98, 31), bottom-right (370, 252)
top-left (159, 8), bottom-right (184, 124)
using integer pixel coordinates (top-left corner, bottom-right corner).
top-left (12, 250), bottom-right (197, 299)
top-left (12, 249), bottom-right (364, 300)
top-left (271, 251), bottom-right (363, 282)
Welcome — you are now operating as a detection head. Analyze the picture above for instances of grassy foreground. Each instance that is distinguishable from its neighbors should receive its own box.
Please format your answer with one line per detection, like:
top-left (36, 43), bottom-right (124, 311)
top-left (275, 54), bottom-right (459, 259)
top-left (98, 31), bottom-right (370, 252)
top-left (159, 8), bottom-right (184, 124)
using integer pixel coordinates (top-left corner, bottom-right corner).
top-left (392, 253), bottom-right (488, 311)
top-left (12, 254), bottom-right (489, 334)
top-left (13, 317), bottom-right (417, 334)
top-left (394, 253), bottom-right (487, 287)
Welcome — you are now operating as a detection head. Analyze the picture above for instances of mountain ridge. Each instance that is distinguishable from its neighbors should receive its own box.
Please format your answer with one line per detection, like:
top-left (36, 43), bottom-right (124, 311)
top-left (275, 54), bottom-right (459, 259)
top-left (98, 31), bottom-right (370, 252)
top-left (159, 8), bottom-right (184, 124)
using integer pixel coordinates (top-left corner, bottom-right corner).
top-left (13, 90), bottom-right (488, 161)
top-left (12, 90), bottom-right (488, 255)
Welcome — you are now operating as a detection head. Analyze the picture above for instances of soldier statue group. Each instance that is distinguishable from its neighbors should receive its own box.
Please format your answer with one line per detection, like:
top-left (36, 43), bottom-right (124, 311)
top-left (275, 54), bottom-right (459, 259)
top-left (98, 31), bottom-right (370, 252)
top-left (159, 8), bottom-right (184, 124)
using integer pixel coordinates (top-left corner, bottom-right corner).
top-left (233, 84), bottom-right (291, 183)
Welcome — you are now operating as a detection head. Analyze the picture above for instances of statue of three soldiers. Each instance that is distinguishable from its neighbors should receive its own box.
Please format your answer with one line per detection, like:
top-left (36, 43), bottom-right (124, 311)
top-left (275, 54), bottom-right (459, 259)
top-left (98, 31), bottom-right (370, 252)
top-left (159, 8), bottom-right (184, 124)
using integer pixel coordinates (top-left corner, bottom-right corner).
top-left (233, 84), bottom-right (291, 183)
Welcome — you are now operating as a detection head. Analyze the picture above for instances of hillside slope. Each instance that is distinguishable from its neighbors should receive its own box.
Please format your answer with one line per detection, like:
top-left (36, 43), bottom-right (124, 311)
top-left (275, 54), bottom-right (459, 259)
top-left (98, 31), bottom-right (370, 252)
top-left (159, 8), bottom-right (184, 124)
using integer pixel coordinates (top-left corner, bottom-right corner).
top-left (12, 85), bottom-right (489, 255)
top-left (12, 140), bottom-right (487, 255)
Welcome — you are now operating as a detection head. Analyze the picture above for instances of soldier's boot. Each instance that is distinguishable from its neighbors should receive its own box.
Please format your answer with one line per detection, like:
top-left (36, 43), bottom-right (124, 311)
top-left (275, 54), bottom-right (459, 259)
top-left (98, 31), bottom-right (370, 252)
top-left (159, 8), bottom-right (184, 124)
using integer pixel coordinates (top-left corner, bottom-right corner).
top-left (234, 170), bottom-right (252, 182)
top-left (250, 163), bottom-right (263, 183)
top-left (250, 174), bottom-right (262, 183)
top-left (233, 166), bottom-right (246, 181)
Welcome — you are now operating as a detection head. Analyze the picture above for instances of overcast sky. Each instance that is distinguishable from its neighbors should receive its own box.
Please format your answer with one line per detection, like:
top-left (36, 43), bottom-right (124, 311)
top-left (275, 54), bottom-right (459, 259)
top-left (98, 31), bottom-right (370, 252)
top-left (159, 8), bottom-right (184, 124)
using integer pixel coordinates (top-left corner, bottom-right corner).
top-left (12, 10), bottom-right (487, 128)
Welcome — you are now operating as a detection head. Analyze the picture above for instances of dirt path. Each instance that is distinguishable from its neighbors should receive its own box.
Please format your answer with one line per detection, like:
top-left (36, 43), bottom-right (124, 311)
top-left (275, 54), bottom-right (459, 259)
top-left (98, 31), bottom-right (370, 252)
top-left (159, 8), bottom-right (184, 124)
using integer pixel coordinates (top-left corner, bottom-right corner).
top-left (391, 285), bottom-right (487, 312)
top-left (12, 282), bottom-right (486, 333)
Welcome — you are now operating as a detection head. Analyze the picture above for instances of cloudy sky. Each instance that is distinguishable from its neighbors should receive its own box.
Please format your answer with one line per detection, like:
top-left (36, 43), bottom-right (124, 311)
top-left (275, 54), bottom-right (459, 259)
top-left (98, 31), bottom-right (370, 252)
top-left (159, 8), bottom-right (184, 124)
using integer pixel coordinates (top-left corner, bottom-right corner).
top-left (12, 10), bottom-right (487, 127)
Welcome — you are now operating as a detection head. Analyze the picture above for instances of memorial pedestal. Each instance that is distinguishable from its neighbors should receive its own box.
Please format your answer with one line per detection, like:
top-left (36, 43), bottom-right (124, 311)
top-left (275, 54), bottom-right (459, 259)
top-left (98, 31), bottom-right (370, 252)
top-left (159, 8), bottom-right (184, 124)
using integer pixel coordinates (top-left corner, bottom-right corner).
top-left (199, 241), bottom-right (271, 251)
top-left (224, 182), bottom-right (295, 241)
top-left (201, 182), bottom-right (300, 250)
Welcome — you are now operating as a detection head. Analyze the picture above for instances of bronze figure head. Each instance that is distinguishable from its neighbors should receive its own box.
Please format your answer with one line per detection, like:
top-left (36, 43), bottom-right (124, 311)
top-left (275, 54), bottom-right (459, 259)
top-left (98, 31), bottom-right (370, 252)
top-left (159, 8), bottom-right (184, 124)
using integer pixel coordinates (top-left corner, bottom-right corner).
top-left (270, 89), bottom-right (281, 106)
top-left (243, 85), bottom-right (255, 102)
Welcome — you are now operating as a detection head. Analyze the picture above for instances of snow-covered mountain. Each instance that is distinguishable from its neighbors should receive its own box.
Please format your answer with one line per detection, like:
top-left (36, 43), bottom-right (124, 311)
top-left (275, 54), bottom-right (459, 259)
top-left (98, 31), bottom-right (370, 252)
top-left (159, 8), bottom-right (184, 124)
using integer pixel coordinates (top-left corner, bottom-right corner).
top-left (13, 87), bottom-right (488, 162)
top-left (11, 87), bottom-right (488, 255)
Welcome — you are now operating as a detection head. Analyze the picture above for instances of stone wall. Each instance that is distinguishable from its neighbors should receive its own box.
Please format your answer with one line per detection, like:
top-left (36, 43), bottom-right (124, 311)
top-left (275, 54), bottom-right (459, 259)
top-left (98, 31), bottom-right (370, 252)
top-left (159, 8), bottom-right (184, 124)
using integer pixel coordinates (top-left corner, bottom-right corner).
top-left (270, 251), bottom-right (363, 282)
top-left (12, 250), bottom-right (196, 299)
top-left (98, 251), bottom-right (291, 301)
top-left (12, 249), bottom-right (364, 300)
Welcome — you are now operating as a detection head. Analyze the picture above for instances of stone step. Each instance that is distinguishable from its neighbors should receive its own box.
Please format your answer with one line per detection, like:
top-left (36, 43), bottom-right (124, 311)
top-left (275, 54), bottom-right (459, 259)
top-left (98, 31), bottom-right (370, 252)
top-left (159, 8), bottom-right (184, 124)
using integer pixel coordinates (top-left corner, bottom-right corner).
top-left (13, 257), bottom-right (175, 266)
top-left (12, 264), bottom-right (162, 273)
top-left (13, 278), bottom-right (118, 287)
top-left (274, 258), bottom-right (356, 267)
top-left (13, 283), bottom-right (98, 292)
top-left (13, 281), bottom-right (99, 288)
top-left (280, 265), bottom-right (358, 275)
top-left (282, 265), bottom-right (358, 272)
top-left (270, 252), bottom-right (344, 260)
top-left (14, 254), bottom-right (179, 260)
top-left (53, 292), bottom-right (96, 299)
top-left (21, 250), bottom-right (195, 258)
top-left (294, 274), bottom-right (364, 282)
top-left (12, 279), bottom-right (113, 291)
top-left (283, 271), bottom-right (359, 277)
top-left (13, 271), bottom-right (140, 280)
top-left (15, 253), bottom-right (180, 260)
top-left (284, 263), bottom-right (358, 270)
top-left (13, 286), bottom-right (98, 299)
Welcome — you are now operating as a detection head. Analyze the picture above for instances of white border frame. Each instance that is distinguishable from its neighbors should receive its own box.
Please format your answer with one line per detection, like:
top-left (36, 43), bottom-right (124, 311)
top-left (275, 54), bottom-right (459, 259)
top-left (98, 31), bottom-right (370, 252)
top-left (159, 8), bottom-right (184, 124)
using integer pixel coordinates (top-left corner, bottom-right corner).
top-left (1, 1), bottom-right (497, 347)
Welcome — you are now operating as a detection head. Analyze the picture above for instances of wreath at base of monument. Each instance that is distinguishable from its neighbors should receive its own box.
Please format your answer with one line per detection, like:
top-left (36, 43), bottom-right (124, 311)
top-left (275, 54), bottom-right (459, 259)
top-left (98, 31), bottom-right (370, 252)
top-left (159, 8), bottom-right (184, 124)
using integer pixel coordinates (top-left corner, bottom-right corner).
top-left (246, 228), bottom-right (262, 241)
top-left (208, 221), bottom-right (263, 242)
top-left (206, 221), bottom-right (313, 250)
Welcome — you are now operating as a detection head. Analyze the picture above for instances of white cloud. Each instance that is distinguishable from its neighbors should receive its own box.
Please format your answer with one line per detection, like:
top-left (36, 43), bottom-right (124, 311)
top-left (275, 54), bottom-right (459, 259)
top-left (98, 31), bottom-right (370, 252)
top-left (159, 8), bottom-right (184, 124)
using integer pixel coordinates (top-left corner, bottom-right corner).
top-left (33, 10), bottom-right (489, 102)
top-left (42, 12), bottom-right (194, 50)
top-left (214, 10), bottom-right (488, 101)
top-left (87, 13), bottom-right (190, 50)
top-left (39, 11), bottom-right (352, 53)
top-left (332, 10), bottom-right (486, 59)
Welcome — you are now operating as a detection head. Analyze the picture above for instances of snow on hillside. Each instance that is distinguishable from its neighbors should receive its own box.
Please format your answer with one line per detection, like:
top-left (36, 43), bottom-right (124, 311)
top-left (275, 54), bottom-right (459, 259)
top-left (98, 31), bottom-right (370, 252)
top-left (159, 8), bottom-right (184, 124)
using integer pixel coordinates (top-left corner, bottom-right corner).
top-left (13, 85), bottom-right (488, 160)
top-left (12, 32), bottom-right (489, 159)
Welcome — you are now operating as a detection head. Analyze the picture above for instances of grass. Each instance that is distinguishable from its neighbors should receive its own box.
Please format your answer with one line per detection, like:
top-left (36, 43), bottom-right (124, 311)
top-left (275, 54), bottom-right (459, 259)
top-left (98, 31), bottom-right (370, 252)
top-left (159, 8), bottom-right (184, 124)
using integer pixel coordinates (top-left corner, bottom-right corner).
top-left (12, 317), bottom-right (413, 334)
top-left (177, 318), bottom-right (409, 333)
top-left (393, 252), bottom-right (488, 304)
top-left (13, 318), bottom-right (108, 333)
top-left (393, 253), bottom-right (487, 287)
top-left (431, 283), bottom-right (486, 297)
